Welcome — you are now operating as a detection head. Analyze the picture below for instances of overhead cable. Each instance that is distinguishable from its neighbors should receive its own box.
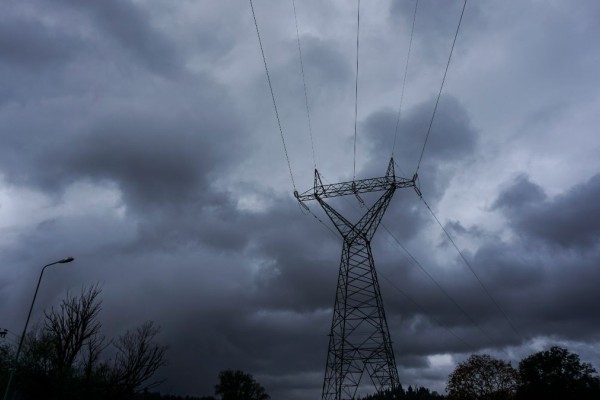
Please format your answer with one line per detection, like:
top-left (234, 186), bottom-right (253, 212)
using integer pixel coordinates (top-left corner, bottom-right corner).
top-left (415, 0), bottom-right (467, 175)
top-left (381, 223), bottom-right (504, 349)
top-left (392, 0), bottom-right (420, 158)
top-left (291, 0), bottom-right (317, 170)
top-left (249, 0), bottom-right (297, 191)
top-left (419, 195), bottom-right (523, 343)
top-left (353, 0), bottom-right (361, 181)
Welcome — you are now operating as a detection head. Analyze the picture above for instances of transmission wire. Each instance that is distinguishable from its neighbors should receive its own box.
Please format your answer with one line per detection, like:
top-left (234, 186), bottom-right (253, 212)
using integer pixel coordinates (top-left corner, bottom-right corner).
top-left (291, 0), bottom-right (317, 170)
top-left (379, 274), bottom-right (471, 349)
top-left (415, 0), bottom-right (467, 175)
top-left (301, 202), bottom-right (342, 240)
top-left (406, 0), bottom-right (523, 350)
top-left (381, 223), bottom-right (507, 352)
top-left (353, 0), bottom-right (361, 181)
top-left (392, 0), bottom-right (419, 158)
top-left (249, 0), bottom-right (297, 191)
top-left (419, 195), bottom-right (523, 343)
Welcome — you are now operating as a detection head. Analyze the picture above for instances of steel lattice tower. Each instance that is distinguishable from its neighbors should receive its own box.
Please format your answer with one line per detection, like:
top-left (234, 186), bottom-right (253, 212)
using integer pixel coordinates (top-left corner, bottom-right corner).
top-left (295, 158), bottom-right (418, 400)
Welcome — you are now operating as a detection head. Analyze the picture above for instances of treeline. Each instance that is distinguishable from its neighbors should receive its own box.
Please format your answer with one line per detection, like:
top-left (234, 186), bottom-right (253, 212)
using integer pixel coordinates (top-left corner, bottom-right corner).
top-left (115, 369), bottom-right (270, 400)
top-left (359, 385), bottom-right (444, 399)
top-left (351, 345), bottom-right (600, 400)
top-left (446, 346), bottom-right (600, 399)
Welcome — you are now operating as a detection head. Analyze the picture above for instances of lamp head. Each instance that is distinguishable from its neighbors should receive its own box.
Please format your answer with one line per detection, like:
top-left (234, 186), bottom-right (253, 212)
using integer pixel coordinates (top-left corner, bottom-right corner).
top-left (59, 257), bottom-right (74, 263)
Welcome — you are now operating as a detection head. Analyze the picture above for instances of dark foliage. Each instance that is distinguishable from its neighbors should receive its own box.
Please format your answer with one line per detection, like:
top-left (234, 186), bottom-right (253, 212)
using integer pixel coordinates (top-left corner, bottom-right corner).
top-left (214, 369), bottom-right (270, 400)
top-left (444, 347), bottom-right (600, 400)
top-left (517, 346), bottom-right (600, 399)
top-left (358, 384), bottom-right (445, 399)
top-left (132, 391), bottom-right (207, 400)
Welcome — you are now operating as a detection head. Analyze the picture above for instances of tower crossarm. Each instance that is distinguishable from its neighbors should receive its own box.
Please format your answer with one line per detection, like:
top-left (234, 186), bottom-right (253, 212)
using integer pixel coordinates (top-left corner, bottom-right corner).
top-left (294, 158), bottom-right (417, 202)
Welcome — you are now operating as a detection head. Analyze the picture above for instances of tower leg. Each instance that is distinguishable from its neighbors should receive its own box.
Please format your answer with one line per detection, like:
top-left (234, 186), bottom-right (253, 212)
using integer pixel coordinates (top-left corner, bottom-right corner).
top-left (319, 190), bottom-right (399, 400)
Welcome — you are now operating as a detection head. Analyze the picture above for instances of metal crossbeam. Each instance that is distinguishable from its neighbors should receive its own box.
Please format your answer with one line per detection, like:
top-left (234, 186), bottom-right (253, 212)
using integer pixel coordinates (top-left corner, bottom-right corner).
top-left (294, 159), bottom-right (417, 202)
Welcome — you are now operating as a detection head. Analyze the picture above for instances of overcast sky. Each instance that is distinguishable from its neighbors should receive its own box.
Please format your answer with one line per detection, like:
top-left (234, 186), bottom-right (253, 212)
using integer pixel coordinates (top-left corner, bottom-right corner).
top-left (1, 0), bottom-right (600, 398)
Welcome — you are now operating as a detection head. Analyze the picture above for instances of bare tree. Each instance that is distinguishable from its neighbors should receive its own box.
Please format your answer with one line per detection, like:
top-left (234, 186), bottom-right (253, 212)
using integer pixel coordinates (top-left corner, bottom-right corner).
top-left (81, 332), bottom-right (108, 383)
top-left (109, 321), bottom-right (168, 395)
top-left (447, 354), bottom-right (518, 400)
top-left (43, 285), bottom-right (102, 376)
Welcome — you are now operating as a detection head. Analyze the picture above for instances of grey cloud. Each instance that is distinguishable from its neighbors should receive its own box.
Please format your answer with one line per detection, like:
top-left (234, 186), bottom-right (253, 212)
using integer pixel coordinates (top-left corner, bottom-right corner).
top-left (388, 0), bottom-right (484, 65)
top-left (492, 174), bottom-right (547, 210)
top-left (0, 67), bottom-right (244, 212)
top-left (444, 220), bottom-right (485, 239)
top-left (2, 1), bottom-right (600, 399)
top-left (390, 0), bottom-right (462, 39)
top-left (0, 8), bottom-right (90, 105)
top-left (468, 239), bottom-right (600, 343)
top-left (302, 35), bottom-right (352, 93)
top-left (0, 15), bottom-right (81, 69)
top-left (352, 95), bottom-right (478, 242)
top-left (494, 174), bottom-right (600, 247)
top-left (362, 94), bottom-right (478, 183)
top-left (56, 0), bottom-right (181, 75)
top-left (68, 127), bottom-right (210, 209)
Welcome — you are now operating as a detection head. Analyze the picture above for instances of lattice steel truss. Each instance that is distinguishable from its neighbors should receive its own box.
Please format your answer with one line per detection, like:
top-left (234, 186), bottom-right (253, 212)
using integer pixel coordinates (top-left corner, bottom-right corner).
top-left (295, 158), bottom-right (418, 400)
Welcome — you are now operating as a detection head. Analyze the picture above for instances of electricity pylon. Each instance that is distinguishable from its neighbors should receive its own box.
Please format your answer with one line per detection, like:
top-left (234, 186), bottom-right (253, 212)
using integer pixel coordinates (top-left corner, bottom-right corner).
top-left (295, 158), bottom-right (418, 400)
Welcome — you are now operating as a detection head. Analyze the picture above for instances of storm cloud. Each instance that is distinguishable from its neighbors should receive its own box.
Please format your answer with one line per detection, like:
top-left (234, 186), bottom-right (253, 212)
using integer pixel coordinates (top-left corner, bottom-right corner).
top-left (2, 1), bottom-right (600, 399)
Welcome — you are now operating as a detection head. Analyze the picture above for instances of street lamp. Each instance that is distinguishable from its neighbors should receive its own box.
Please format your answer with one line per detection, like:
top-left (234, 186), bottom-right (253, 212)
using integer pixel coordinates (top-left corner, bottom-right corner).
top-left (2, 257), bottom-right (75, 400)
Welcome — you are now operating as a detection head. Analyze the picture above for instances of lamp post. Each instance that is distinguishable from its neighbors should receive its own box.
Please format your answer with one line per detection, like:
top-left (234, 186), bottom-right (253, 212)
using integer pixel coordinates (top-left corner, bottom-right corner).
top-left (2, 257), bottom-right (75, 400)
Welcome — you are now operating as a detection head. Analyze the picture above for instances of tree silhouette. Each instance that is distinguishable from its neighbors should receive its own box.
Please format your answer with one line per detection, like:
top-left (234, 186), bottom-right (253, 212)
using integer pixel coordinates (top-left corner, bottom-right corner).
top-left (214, 370), bottom-right (270, 400)
top-left (44, 285), bottom-right (102, 377)
top-left (517, 346), bottom-right (600, 399)
top-left (109, 321), bottom-right (168, 396)
top-left (446, 354), bottom-right (518, 400)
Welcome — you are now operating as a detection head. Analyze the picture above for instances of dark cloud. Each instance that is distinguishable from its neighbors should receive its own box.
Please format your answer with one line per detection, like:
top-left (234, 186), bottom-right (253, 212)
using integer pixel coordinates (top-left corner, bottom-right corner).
top-left (492, 174), bottom-right (547, 210)
top-left (0, 69), bottom-right (244, 208)
top-left (56, 0), bottom-right (181, 75)
top-left (388, 0), bottom-right (484, 65)
top-left (361, 95), bottom-right (478, 187)
top-left (494, 174), bottom-right (600, 247)
top-left (0, 15), bottom-right (81, 69)
top-left (349, 94), bottom-right (479, 243)
top-left (68, 125), bottom-right (212, 209)
top-left (2, 1), bottom-right (600, 399)
top-left (302, 35), bottom-right (352, 93)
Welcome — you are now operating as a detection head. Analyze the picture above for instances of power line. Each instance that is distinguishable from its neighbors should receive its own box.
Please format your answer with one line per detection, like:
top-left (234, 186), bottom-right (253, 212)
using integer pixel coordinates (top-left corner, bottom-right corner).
top-left (291, 0), bottom-right (317, 171)
top-left (397, 0), bottom-right (523, 353)
top-left (249, 0), bottom-right (297, 192)
top-left (415, 0), bottom-right (467, 175)
top-left (297, 200), bottom-right (341, 240)
top-left (379, 273), bottom-right (472, 349)
top-left (353, 0), bottom-right (361, 181)
top-left (392, 0), bottom-right (419, 158)
top-left (380, 223), bottom-right (507, 352)
top-left (419, 195), bottom-right (523, 343)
